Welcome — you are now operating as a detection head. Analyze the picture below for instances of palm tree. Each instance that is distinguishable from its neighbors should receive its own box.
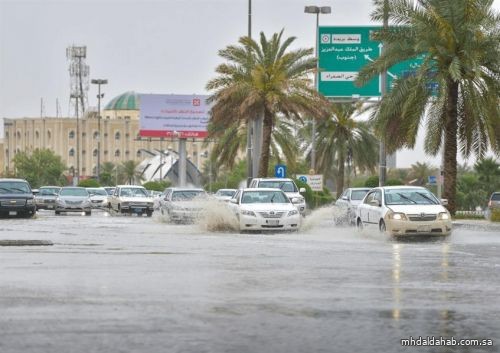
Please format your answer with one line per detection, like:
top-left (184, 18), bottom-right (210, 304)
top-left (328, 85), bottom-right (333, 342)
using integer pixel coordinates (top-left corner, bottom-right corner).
top-left (304, 102), bottom-right (379, 195)
top-left (356, 0), bottom-right (500, 214)
top-left (474, 157), bottom-right (500, 195)
top-left (206, 29), bottom-right (330, 177)
top-left (409, 161), bottom-right (437, 186)
top-left (119, 160), bottom-right (142, 185)
top-left (99, 162), bottom-right (116, 186)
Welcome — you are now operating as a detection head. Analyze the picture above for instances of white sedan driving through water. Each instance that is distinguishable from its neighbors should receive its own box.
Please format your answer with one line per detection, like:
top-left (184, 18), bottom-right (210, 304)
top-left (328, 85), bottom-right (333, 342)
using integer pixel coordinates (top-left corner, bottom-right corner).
top-left (229, 188), bottom-right (301, 232)
top-left (356, 186), bottom-right (452, 237)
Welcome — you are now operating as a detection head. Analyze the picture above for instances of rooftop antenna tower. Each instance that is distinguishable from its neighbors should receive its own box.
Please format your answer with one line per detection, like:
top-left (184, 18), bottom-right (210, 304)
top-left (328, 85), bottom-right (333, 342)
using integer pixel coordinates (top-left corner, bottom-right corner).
top-left (66, 45), bottom-right (89, 117)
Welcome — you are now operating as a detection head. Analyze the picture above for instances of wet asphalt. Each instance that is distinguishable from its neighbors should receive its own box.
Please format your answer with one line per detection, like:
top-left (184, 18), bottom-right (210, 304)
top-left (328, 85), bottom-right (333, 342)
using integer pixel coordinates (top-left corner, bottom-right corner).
top-left (0, 209), bottom-right (499, 353)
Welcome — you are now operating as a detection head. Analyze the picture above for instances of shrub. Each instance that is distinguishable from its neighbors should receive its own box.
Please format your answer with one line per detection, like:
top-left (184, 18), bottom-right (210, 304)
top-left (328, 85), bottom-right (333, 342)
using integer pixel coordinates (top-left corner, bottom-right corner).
top-left (364, 176), bottom-right (379, 188)
top-left (143, 180), bottom-right (171, 192)
top-left (78, 179), bottom-right (100, 188)
top-left (491, 209), bottom-right (500, 222)
top-left (386, 179), bottom-right (404, 186)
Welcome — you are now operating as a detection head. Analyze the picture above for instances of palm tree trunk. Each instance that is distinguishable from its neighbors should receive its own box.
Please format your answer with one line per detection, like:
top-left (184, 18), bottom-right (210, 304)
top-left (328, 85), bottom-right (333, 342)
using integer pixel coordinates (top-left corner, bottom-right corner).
top-left (336, 151), bottom-right (345, 197)
top-left (258, 110), bottom-right (273, 177)
top-left (443, 80), bottom-right (459, 215)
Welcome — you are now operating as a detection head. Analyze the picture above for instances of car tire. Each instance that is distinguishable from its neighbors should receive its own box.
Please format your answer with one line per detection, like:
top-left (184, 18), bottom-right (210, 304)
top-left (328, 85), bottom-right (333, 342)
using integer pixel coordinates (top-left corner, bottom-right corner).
top-left (356, 218), bottom-right (363, 231)
top-left (379, 220), bottom-right (387, 234)
top-left (55, 210), bottom-right (60, 215)
top-left (146, 211), bottom-right (153, 217)
top-left (85, 211), bottom-right (91, 216)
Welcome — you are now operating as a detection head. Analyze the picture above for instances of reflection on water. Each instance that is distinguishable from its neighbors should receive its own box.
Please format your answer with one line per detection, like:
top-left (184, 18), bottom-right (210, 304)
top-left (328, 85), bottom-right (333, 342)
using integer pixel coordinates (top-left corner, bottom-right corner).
top-left (392, 243), bottom-right (402, 321)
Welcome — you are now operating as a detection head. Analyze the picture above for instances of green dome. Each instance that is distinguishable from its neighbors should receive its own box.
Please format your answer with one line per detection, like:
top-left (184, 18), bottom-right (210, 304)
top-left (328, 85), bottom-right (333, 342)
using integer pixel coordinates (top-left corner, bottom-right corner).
top-left (104, 91), bottom-right (139, 110)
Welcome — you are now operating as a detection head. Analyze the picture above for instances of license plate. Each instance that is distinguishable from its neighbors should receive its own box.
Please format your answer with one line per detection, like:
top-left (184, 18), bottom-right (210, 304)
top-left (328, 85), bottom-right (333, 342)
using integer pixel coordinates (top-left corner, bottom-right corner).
top-left (133, 208), bottom-right (144, 213)
top-left (9, 211), bottom-right (17, 216)
top-left (47, 205), bottom-right (53, 209)
top-left (266, 220), bottom-right (279, 225)
top-left (417, 225), bottom-right (431, 232)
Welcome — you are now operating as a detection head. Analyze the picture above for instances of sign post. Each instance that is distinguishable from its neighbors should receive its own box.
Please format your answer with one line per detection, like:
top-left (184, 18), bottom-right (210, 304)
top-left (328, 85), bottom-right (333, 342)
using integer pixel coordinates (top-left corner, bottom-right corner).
top-left (274, 164), bottom-right (287, 178)
top-left (296, 174), bottom-right (323, 191)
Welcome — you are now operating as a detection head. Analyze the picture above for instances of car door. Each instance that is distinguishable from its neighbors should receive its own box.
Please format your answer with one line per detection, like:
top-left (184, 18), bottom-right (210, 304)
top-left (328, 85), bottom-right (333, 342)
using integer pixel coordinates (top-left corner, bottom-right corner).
top-left (110, 187), bottom-right (120, 210)
top-left (367, 189), bottom-right (383, 227)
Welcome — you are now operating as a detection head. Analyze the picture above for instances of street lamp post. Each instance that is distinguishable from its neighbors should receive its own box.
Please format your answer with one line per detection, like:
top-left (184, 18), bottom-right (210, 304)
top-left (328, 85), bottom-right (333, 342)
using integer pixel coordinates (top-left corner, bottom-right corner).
top-left (91, 79), bottom-right (108, 183)
top-left (305, 5), bottom-right (331, 172)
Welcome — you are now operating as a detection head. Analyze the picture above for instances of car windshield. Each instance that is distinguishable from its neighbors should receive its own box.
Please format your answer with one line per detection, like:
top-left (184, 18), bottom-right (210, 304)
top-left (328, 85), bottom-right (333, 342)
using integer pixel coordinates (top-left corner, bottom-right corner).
top-left (351, 190), bottom-right (369, 200)
top-left (39, 187), bottom-right (61, 195)
top-left (0, 181), bottom-right (31, 194)
top-left (60, 188), bottom-right (89, 197)
top-left (258, 181), bottom-right (297, 192)
top-left (384, 189), bottom-right (439, 205)
top-left (120, 188), bottom-right (149, 197)
top-left (241, 190), bottom-right (289, 204)
top-left (216, 190), bottom-right (236, 197)
top-left (491, 193), bottom-right (500, 201)
top-left (104, 188), bottom-right (115, 195)
top-left (172, 190), bottom-right (205, 201)
top-left (88, 188), bottom-right (107, 196)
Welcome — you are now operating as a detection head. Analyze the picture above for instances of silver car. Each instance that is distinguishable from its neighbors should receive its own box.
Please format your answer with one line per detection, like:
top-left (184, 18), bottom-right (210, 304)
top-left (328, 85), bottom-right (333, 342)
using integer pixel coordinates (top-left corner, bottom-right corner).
top-left (35, 186), bottom-right (61, 210)
top-left (55, 187), bottom-right (92, 215)
top-left (159, 188), bottom-right (207, 223)
top-left (334, 187), bottom-right (371, 225)
top-left (86, 187), bottom-right (109, 209)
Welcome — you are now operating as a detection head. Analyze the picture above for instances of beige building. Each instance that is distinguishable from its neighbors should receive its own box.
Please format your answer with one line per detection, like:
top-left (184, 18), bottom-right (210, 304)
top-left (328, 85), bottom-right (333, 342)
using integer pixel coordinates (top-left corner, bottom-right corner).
top-left (2, 92), bottom-right (211, 178)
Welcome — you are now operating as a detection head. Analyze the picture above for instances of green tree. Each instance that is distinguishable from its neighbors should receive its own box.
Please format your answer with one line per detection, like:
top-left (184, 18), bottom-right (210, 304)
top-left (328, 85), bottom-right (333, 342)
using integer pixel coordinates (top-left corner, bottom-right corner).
top-left (207, 29), bottom-right (330, 177)
top-left (119, 160), bottom-right (143, 185)
top-left (306, 102), bottom-right (378, 195)
top-left (357, 0), bottom-right (500, 214)
top-left (99, 162), bottom-right (116, 186)
top-left (474, 157), bottom-right (500, 197)
top-left (409, 162), bottom-right (437, 186)
top-left (143, 180), bottom-right (171, 192)
top-left (12, 149), bottom-right (66, 188)
top-left (78, 179), bottom-right (100, 188)
top-left (456, 173), bottom-right (487, 210)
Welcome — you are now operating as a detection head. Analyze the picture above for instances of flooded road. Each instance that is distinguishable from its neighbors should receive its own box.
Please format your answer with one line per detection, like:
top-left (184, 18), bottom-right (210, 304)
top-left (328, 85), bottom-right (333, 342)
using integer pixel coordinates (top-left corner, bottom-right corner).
top-left (1, 209), bottom-right (499, 353)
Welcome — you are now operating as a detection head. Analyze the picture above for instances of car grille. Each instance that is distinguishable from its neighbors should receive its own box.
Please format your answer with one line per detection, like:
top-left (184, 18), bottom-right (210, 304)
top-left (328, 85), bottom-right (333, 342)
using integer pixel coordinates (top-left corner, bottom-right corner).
top-left (408, 214), bottom-right (437, 221)
top-left (258, 211), bottom-right (285, 218)
top-left (1, 199), bottom-right (26, 206)
top-left (91, 200), bottom-right (102, 203)
top-left (130, 202), bottom-right (148, 207)
top-left (44, 199), bottom-right (55, 204)
top-left (66, 200), bottom-right (82, 205)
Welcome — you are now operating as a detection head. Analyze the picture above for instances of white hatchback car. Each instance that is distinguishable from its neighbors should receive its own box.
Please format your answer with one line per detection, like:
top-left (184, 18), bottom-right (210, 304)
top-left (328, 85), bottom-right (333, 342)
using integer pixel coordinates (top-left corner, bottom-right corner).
top-left (356, 186), bottom-right (452, 236)
top-left (335, 187), bottom-right (371, 225)
top-left (108, 185), bottom-right (154, 216)
top-left (228, 188), bottom-right (301, 232)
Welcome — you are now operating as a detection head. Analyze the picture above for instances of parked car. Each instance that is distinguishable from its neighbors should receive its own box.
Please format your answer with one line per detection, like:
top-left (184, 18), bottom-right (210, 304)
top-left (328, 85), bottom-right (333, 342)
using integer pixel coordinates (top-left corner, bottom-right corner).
top-left (86, 187), bottom-right (109, 209)
top-left (108, 185), bottom-right (154, 216)
top-left (249, 178), bottom-right (306, 215)
top-left (228, 188), bottom-right (301, 232)
top-left (488, 192), bottom-right (500, 210)
top-left (214, 189), bottom-right (237, 201)
top-left (159, 188), bottom-right (207, 222)
top-left (103, 187), bottom-right (115, 196)
top-left (34, 186), bottom-right (61, 210)
top-left (356, 186), bottom-right (451, 237)
top-left (0, 178), bottom-right (36, 218)
top-left (55, 187), bottom-right (92, 215)
top-left (334, 187), bottom-right (371, 225)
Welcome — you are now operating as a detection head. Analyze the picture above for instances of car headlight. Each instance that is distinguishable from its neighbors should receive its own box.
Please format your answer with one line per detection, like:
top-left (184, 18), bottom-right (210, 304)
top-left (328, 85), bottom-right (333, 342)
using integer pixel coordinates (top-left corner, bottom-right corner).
top-left (26, 199), bottom-right (34, 205)
top-left (388, 212), bottom-right (407, 221)
top-left (291, 197), bottom-right (304, 204)
top-left (82, 200), bottom-right (90, 206)
top-left (56, 198), bottom-right (65, 205)
top-left (438, 212), bottom-right (450, 220)
top-left (288, 210), bottom-right (298, 216)
top-left (241, 210), bottom-right (256, 217)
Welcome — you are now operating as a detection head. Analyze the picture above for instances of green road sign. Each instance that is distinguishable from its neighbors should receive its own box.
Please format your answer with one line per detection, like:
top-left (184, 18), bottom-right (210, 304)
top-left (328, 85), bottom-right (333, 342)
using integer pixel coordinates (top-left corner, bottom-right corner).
top-left (318, 26), bottom-right (423, 98)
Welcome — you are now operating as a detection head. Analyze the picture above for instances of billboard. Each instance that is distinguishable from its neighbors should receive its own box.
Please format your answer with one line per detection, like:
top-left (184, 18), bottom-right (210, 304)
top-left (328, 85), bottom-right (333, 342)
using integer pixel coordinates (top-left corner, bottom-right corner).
top-left (139, 94), bottom-right (210, 138)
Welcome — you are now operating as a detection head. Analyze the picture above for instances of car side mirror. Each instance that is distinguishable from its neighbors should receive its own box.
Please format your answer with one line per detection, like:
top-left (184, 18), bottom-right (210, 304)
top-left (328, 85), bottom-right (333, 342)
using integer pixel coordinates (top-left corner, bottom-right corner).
top-left (230, 199), bottom-right (238, 204)
top-left (342, 196), bottom-right (348, 201)
top-left (440, 198), bottom-right (448, 206)
top-left (369, 199), bottom-right (381, 207)
top-left (299, 188), bottom-right (306, 193)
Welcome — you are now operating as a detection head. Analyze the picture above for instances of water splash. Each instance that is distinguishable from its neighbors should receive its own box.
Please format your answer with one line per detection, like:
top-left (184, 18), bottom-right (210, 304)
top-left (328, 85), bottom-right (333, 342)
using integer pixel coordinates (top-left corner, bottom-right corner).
top-left (196, 199), bottom-right (239, 233)
top-left (301, 205), bottom-right (342, 231)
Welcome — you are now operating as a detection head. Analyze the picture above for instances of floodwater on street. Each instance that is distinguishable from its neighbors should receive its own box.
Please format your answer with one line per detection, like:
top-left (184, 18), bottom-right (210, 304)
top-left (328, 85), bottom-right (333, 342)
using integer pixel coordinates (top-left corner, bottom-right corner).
top-left (0, 207), bottom-right (499, 353)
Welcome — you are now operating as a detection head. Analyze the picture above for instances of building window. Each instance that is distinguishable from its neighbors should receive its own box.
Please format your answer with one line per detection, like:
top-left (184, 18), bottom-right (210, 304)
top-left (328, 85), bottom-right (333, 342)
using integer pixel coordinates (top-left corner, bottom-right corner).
top-left (5, 132), bottom-right (8, 138)
top-left (125, 133), bottom-right (130, 138)
top-left (16, 148), bottom-right (20, 154)
top-left (35, 131), bottom-right (39, 139)
top-left (106, 116), bottom-right (110, 120)
top-left (82, 132), bottom-right (86, 137)
top-left (104, 150), bottom-right (108, 155)
top-left (136, 150), bottom-right (141, 158)
top-left (69, 130), bottom-right (75, 139)
top-left (82, 167), bottom-right (86, 173)
top-left (115, 149), bottom-right (120, 157)
top-left (93, 131), bottom-right (99, 139)
top-left (115, 132), bottom-right (121, 140)
top-left (125, 150), bottom-right (130, 155)
top-left (82, 150), bottom-right (86, 155)
top-left (92, 166), bottom-right (97, 175)
top-left (47, 131), bottom-right (51, 140)
top-left (93, 149), bottom-right (98, 157)
top-left (104, 133), bottom-right (108, 138)
top-left (125, 116), bottom-right (130, 120)
top-left (69, 148), bottom-right (75, 157)
top-left (17, 131), bottom-right (21, 139)
top-left (5, 149), bottom-right (9, 156)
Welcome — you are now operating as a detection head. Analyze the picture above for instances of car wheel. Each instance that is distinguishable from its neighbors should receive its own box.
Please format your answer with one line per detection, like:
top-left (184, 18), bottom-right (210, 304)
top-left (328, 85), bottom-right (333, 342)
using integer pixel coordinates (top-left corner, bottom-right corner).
top-left (356, 218), bottom-right (363, 231)
top-left (55, 210), bottom-right (60, 215)
top-left (379, 220), bottom-right (387, 234)
top-left (85, 211), bottom-right (92, 216)
top-left (146, 211), bottom-right (153, 217)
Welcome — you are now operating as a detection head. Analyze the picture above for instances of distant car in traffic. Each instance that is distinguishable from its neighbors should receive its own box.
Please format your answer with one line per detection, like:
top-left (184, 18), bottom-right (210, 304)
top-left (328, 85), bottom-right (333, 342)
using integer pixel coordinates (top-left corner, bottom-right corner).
top-left (334, 187), bottom-right (371, 225)
top-left (103, 187), bottom-right (115, 196)
top-left (249, 178), bottom-right (306, 215)
top-left (488, 192), bottom-right (500, 210)
top-left (86, 187), bottom-right (109, 209)
top-left (228, 188), bottom-right (301, 232)
top-left (214, 188), bottom-right (237, 201)
top-left (34, 186), bottom-right (61, 210)
top-left (55, 187), bottom-right (92, 216)
top-left (0, 178), bottom-right (36, 218)
top-left (159, 188), bottom-right (207, 223)
top-left (356, 186), bottom-right (451, 237)
top-left (108, 185), bottom-right (154, 216)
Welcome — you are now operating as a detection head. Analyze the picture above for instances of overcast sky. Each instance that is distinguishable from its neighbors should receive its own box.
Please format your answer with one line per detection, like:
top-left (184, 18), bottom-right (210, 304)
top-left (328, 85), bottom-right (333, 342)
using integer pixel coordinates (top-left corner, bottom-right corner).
top-left (1, 0), bottom-right (499, 168)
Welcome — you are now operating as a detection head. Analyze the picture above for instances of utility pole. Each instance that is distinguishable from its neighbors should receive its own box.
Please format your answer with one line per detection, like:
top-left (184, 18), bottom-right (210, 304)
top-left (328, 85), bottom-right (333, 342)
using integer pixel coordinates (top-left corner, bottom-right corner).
top-left (246, 0), bottom-right (253, 185)
top-left (91, 79), bottom-right (108, 183)
top-left (379, 0), bottom-right (388, 187)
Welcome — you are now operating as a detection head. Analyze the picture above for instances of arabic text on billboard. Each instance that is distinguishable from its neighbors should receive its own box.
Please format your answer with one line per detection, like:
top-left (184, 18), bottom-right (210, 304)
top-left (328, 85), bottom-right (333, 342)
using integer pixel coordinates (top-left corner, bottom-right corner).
top-left (139, 94), bottom-right (210, 138)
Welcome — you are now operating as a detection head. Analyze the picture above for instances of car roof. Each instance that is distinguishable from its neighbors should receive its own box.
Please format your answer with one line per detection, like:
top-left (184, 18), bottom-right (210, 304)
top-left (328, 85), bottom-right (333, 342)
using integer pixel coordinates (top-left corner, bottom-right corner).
top-left (216, 188), bottom-right (237, 191)
top-left (253, 178), bottom-right (294, 182)
top-left (116, 185), bottom-right (145, 188)
top-left (349, 187), bottom-right (371, 191)
top-left (241, 188), bottom-right (284, 192)
top-left (170, 188), bottom-right (205, 191)
top-left (377, 186), bottom-right (425, 190)
top-left (40, 186), bottom-right (61, 188)
top-left (61, 186), bottom-right (86, 189)
top-left (0, 178), bottom-right (29, 182)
